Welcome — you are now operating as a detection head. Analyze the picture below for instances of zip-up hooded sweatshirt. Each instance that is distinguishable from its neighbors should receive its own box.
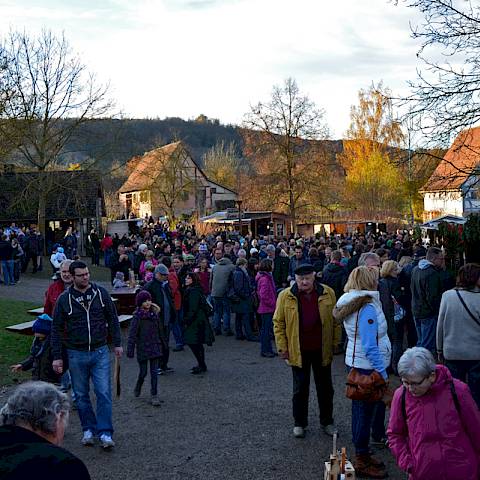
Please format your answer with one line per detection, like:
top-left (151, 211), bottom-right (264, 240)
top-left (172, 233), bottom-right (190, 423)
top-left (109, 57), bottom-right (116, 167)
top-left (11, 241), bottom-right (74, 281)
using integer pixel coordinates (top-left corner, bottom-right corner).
top-left (51, 282), bottom-right (121, 360)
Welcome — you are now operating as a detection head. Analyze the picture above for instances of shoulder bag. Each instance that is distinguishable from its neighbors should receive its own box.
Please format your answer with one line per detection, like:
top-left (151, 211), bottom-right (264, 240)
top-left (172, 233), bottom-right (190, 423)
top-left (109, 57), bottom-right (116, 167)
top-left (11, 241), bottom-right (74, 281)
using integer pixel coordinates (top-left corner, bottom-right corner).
top-left (345, 308), bottom-right (387, 402)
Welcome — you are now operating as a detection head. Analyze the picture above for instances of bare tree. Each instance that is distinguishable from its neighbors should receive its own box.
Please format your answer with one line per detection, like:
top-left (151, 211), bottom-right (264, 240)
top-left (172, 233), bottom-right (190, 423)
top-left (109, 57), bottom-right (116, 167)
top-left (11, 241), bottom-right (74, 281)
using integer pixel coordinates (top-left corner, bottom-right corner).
top-left (0, 30), bottom-right (113, 233)
top-left (243, 78), bottom-right (329, 233)
top-left (402, 0), bottom-right (480, 144)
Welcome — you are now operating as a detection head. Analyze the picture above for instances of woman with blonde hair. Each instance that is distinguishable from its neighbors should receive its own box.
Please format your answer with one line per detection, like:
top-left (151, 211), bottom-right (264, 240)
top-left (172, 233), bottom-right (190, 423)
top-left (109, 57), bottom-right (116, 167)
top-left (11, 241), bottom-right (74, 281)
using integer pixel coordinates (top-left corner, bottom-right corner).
top-left (379, 260), bottom-right (402, 372)
top-left (333, 266), bottom-right (391, 479)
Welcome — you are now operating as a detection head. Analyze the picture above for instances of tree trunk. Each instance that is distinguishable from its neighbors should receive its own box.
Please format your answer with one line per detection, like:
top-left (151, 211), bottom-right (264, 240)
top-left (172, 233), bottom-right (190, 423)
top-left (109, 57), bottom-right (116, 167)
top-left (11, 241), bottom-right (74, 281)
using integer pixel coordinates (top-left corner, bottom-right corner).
top-left (37, 174), bottom-right (47, 255)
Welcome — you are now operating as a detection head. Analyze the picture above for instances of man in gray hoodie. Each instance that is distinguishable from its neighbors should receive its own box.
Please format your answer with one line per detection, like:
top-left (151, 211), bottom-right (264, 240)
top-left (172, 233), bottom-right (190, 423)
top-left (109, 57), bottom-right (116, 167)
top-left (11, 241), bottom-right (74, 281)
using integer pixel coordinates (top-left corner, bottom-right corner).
top-left (411, 247), bottom-right (445, 355)
top-left (210, 253), bottom-right (235, 336)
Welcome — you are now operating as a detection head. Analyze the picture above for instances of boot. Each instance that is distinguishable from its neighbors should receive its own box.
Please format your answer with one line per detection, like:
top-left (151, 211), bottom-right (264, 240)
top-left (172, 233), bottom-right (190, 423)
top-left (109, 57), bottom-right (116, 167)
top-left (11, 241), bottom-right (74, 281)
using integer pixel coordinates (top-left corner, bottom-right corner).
top-left (368, 454), bottom-right (386, 468)
top-left (354, 454), bottom-right (387, 479)
top-left (134, 379), bottom-right (143, 397)
top-left (151, 395), bottom-right (161, 407)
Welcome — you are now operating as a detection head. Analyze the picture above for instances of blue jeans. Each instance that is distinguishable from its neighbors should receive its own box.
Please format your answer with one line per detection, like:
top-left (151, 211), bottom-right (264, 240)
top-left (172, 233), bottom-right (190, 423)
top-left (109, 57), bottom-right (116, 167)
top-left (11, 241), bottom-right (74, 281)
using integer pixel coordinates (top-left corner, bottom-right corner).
top-left (415, 316), bottom-right (437, 354)
top-left (212, 296), bottom-right (231, 331)
top-left (235, 312), bottom-right (254, 340)
top-left (260, 313), bottom-right (274, 354)
top-left (1, 260), bottom-right (14, 285)
top-left (349, 367), bottom-right (386, 454)
top-left (172, 309), bottom-right (184, 348)
top-left (67, 345), bottom-right (113, 436)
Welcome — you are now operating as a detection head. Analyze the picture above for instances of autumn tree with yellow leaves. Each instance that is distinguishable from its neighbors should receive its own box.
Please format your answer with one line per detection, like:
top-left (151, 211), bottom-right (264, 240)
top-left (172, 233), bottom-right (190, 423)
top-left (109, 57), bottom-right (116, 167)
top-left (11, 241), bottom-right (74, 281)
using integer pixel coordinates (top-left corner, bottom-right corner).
top-left (341, 83), bottom-right (407, 221)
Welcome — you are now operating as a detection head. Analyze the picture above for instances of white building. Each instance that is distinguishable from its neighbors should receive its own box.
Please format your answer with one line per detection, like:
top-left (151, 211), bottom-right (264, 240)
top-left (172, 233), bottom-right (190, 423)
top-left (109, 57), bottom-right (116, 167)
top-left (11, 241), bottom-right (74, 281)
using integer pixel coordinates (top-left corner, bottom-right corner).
top-left (421, 127), bottom-right (480, 220)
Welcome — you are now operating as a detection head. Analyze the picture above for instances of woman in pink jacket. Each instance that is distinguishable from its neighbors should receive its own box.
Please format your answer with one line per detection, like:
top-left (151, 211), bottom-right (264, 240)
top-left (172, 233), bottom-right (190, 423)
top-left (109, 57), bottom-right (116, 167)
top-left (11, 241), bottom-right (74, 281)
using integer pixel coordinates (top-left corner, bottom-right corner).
top-left (387, 347), bottom-right (480, 480)
top-left (256, 258), bottom-right (277, 358)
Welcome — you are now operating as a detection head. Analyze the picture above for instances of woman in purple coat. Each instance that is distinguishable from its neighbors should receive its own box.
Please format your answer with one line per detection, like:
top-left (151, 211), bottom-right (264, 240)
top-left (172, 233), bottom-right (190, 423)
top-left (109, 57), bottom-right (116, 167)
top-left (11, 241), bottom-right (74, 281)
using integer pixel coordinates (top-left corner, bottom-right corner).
top-left (256, 259), bottom-right (277, 357)
top-left (127, 291), bottom-right (164, 406)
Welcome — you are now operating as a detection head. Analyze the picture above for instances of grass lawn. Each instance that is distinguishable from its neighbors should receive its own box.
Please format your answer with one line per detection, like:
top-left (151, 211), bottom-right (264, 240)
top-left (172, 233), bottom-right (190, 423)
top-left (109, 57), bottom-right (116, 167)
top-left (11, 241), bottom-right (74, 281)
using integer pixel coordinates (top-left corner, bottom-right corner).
top-left (0, 298), bottom-right (37, 386)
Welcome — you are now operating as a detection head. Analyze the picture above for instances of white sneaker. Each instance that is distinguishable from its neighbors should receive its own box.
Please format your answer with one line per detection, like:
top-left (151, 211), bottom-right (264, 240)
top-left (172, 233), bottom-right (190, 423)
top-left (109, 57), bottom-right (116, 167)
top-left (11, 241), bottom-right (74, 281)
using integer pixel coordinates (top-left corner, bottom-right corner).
top-left (81, 430), bottom-right (95, 446)
top-left (322, 424), bottom-right (337, 437)
top-left (99, 433), bottom-right (115, 450)
top-left (293, 426), bottom-right (305, 438)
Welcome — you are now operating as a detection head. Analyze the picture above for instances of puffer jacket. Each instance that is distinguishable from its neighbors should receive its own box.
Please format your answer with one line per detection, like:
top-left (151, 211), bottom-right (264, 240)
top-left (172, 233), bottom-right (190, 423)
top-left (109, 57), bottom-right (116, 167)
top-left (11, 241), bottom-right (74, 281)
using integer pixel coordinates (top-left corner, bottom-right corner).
top-left (387, 365), bottom-right (480, 480)
top-left (127, 305), bottom-right (164, 361)
top-left (273, 282), bottom-right (339, 368)
top-left (334, 290), bottom-right (391, 371)
top-left (210, 257), bottom-right (235, 297)
top-left (256, 271), bottom-right (277, 314)
top-left (51, 283), bottom-right (121, 360)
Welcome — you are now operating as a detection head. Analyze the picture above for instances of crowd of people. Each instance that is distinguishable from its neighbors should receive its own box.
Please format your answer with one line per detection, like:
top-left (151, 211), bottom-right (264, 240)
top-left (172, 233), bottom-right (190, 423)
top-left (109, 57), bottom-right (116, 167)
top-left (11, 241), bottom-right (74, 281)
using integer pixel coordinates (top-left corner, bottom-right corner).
top-left (2, 221), bottom-right (480, 480)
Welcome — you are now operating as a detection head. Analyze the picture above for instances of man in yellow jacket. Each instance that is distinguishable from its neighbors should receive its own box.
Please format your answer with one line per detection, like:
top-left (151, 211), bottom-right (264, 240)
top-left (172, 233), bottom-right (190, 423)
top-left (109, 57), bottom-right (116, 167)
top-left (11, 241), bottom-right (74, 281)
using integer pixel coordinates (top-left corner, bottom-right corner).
top-left (273, 264), bottom-right (340, 439)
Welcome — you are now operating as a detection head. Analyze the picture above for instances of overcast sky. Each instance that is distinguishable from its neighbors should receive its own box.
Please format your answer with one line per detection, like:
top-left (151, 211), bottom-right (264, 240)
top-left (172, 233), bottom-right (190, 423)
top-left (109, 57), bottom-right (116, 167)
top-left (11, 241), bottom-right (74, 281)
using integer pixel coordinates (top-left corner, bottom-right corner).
top-left (0, 0), bottom-right (426, 138)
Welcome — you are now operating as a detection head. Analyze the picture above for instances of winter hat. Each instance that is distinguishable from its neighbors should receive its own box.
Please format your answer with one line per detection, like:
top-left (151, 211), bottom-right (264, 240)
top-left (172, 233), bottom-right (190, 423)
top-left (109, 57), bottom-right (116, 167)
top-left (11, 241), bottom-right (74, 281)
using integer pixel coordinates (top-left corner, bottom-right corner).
top-left (154, 264), bottom-right (169, 275)
top-left (184, 254), bottom-right (195, 261)
top-left (32, 314), bottom-right (53, 335)
top-left (199, 243), bottom-right (208, 253)
top-left (57, 247), bottom-right (64, 254)
top-left (115, 271), bottom-right (124, 280)
top-left (136, 290), bottom-right (152, 307)
top-left (138, 244), bottom-right (148, 253)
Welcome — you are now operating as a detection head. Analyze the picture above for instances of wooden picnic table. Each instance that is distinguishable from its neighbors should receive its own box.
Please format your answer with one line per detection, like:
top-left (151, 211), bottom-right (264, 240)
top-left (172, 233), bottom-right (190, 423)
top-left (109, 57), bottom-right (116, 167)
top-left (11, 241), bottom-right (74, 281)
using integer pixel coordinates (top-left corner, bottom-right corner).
top-left (6, 314), bottom-right (133, 336)
top-left (110, 287), bottom-right (139, 315)
top-left (28, 298), bottom-right (118, 316)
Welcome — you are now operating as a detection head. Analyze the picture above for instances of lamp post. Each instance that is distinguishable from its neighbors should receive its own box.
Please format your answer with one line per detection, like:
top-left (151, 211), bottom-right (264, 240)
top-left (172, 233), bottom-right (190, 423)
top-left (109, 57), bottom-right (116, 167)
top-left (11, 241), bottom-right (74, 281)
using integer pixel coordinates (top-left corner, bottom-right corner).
top-left (236, 199), bottom-right (243, 235)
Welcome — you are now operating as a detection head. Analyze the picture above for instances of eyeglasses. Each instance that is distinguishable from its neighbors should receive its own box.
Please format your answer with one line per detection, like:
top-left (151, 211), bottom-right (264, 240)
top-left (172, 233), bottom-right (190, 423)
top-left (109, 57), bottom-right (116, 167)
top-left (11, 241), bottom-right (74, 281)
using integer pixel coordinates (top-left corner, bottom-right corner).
top-left (401, 375), bottom-right (430, 387)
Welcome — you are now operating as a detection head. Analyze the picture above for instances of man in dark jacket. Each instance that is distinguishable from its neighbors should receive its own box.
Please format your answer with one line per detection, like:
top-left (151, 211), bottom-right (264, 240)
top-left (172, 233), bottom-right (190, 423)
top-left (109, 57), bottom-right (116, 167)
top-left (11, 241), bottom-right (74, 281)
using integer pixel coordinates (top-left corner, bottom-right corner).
top-left (410, 246), bottom-right (445, 354)
top-left (0, 235), bottom-right (15, 285)
top-left (144, 264), bottom-right (176, 373)
top-left (266, 245), bottom-right (289, 289)
top-left (321, 250), bottom-right (347, 301)
top-left (109, 244), bottom-right (132, 282)
top-left (288, 245), bottom-right (310, 282)
top-left (51, 261), bottom-right (122, 450)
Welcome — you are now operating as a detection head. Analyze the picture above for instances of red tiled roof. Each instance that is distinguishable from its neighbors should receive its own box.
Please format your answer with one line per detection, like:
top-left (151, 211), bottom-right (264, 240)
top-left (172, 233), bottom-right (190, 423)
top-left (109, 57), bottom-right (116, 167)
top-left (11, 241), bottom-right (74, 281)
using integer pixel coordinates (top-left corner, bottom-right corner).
top-left (119, 142), bottom-right (183, 193)
top-left (421, 127), bottom-right (480, 192)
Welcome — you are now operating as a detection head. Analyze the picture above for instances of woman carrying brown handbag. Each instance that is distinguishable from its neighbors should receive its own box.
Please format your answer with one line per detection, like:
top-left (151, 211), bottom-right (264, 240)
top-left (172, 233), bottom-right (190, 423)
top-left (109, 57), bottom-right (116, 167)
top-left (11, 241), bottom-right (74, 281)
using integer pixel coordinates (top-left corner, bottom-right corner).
top-left (333, 266), bottom-right (392, 479)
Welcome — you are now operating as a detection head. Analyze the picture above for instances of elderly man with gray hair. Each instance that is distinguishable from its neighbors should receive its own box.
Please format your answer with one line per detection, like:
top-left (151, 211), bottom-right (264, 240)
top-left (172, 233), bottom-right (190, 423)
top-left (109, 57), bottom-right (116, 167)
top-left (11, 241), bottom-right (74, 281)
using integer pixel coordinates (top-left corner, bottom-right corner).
top-left (0, 381), bottom-right (91, 479)
top-left (387, 347), bottom-right (480, 480)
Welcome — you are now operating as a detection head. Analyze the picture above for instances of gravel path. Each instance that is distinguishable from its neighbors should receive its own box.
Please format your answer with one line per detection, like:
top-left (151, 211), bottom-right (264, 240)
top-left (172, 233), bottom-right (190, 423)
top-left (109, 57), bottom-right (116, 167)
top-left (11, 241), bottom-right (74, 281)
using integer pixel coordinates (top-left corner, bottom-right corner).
top-left (56, 335), bottom-right (403, 480)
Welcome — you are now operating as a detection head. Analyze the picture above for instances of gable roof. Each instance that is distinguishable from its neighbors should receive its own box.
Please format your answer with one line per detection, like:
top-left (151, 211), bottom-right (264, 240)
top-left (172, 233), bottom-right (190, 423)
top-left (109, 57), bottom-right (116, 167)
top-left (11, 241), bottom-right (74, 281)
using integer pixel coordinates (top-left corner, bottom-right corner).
top-left (119, 141), bottom-right (237, 195)
top-left (421, 127), bottom-right (480, 192)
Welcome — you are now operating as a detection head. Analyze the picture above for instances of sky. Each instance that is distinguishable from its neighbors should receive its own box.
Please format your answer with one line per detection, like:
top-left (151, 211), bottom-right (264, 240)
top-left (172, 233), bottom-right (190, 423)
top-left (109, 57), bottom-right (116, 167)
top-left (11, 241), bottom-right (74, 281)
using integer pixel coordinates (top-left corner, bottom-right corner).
top-left (0, 0), bottom-right (426, 139)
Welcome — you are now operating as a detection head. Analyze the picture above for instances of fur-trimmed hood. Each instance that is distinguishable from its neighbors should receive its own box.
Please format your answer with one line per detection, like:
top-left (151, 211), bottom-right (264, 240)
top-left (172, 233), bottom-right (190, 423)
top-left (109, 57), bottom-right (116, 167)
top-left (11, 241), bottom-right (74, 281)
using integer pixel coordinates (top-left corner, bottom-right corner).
top-left (332, 290), bottom-right (379, 323)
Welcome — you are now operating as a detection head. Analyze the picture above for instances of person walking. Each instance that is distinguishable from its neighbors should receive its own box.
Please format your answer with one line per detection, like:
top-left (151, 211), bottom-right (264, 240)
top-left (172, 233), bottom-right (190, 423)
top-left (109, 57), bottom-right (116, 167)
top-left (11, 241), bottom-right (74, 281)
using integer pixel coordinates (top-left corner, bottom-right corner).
top-left (411, 247), bottom-right (445, 354)
top-left (51, 261), bottom-right (123, 450)
top-left (333, 266), bottom-right (391, 479)
top-left (210, 253), bottom-right (235, 336)
top-left (378, 260), bottom-right (402, 372)
top-left (230, 258), bottom-right (256, 341)
top-left (256, 258), bottom-right (277, 357)
top-left (87, 229), bottom-right (100, 267)
top-left (273, 264), bottom-right (339, 440)
top-left (182, 272), bottom-right (214, 374)
top-left (127, 291), bottom-right (163, 406)
top-left (0, 235), bottom-right (15, 285)
top-left (144, 264), bottom-right (176, 375)
top-left (388, 347), bottom-right (480, 480)
top-left (437, 263), bottom-right (480, 409)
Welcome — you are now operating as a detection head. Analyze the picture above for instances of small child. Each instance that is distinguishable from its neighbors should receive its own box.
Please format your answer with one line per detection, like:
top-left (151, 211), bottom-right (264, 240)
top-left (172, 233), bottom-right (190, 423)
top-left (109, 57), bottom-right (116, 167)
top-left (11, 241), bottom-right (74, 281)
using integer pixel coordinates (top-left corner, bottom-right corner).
top-left (127, 291), bottom-right (164, 406)
top-left (144, 262), bottom-right (155, 283)
top-left (113, 271), bottom-right (128, 288)
top-left (50, 245), bottom-right (67, 279)
top-left (10, 314), bottom-right (60, 384)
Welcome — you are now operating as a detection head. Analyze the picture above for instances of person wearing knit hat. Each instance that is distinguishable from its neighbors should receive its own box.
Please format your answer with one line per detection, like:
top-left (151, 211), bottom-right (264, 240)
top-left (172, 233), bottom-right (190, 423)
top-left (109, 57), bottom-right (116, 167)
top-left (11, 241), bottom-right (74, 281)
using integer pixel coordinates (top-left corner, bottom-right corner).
top-left (10, 314), bottom-right (59, 383)
top-left (127, 289), bottom-right (163, 406)
top-left (135, 290), bottom-right (152, 308)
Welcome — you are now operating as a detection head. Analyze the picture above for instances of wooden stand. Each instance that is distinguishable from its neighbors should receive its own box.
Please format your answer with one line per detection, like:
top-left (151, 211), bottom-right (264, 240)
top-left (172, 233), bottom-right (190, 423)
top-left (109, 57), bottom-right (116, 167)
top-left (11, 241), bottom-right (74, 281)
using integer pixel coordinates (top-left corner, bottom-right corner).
top-left (324, 433), bottom-right (356, 480)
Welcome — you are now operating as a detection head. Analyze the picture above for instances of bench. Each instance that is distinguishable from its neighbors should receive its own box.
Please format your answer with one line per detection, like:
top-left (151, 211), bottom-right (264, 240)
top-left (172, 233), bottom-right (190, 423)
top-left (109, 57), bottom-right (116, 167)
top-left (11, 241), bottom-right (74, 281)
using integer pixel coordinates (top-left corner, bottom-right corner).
top-left (6, 314), bottom-right (133, 336)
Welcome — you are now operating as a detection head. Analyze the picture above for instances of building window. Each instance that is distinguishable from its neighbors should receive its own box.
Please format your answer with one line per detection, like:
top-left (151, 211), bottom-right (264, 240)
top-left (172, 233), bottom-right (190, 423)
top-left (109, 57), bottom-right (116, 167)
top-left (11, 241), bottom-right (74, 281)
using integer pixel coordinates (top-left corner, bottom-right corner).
top-left (140, 191), bottom-right (149, 203)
